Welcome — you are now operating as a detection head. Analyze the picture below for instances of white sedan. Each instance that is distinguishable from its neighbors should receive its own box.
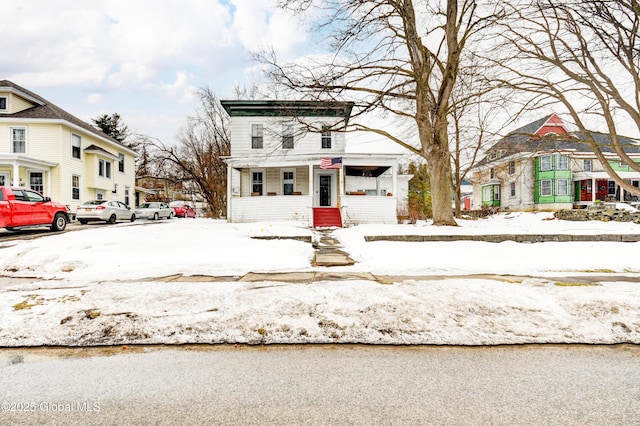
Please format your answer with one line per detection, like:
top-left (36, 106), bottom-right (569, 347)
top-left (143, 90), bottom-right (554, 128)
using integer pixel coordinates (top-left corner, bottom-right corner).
top-left (134, 202), bottom-right (174, 220)
top-left (76, 200), bottom-right (136, 224)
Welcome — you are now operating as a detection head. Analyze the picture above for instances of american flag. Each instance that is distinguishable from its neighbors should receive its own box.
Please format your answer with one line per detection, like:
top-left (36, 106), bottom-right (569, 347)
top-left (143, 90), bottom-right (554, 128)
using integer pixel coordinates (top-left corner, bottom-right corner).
top-left (320, 157), bottom-right (342, 169)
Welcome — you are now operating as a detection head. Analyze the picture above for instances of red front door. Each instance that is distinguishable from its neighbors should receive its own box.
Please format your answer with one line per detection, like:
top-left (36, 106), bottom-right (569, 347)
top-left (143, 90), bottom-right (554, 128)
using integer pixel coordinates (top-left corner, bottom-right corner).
top-left (596, 179), bottom-right (608, 201)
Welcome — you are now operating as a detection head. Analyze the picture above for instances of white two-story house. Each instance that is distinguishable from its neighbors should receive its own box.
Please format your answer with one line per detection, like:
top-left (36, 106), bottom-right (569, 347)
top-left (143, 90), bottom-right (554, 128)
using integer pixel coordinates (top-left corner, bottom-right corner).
top-left (0, 80), bottom-right (137, 210)
top-left (221, 100), bottom-right (403, 227)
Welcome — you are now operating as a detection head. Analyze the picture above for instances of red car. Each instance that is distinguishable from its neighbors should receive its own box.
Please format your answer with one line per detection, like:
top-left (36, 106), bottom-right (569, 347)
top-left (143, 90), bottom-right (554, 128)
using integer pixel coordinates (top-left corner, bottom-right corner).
top-left (169, 201), bottom-right (196, 218)
top-left (0, 187), bottom-right (69, 231)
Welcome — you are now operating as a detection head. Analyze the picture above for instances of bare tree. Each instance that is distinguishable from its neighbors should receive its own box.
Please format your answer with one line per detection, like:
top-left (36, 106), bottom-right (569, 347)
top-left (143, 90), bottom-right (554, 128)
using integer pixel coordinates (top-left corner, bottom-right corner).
top-left (495, 0), bottom-right (640, 197)
top-left (149, 88), bottom-right (231, 218)
top-left (258, 0), bottom-right (502, 225)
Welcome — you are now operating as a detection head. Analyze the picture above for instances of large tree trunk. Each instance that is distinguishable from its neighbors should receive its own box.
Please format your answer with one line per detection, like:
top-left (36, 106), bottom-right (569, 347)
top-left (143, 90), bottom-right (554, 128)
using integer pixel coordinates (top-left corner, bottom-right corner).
top-left (426, 147), bottom-right (457, 226)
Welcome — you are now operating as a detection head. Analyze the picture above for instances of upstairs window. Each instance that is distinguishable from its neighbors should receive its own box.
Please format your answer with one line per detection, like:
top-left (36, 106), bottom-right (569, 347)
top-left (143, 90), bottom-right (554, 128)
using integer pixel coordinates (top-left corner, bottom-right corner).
top-left (118, 153), bottom-right (125, 172)
top-left (540, 155), bottom-right (552, 171)
top-left (98, 159), bottom-right (112, 179)
top-left (583, 159), bottom-right (592, 172)
top-left (72, 134), bottom-right (81, 159)
top-left (0, 96), bottom-right (6, 111)
top-left (251, 124), bottom-right (263, 149)
top-left (556, 155), bottom-right (568, 170)
top-left (11, 127), bottom-right (26, 153)
top-left (490, 168), bottom-right (495, 179)
top-left (321, 126), bottom-right (332, 149)
top-left (282, 125), bottom-right (294, 149)
top-left (508, 161), bottom-right (515, 175)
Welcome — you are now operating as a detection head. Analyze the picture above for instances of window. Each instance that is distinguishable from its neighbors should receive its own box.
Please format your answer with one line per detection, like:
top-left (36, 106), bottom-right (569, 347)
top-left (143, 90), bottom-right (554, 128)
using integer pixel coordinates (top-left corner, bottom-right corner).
top-left (632, 180), bottom-right (639, 188)
top-left (608, 180), bottom-right (616, 195)
top-left (556, 155), bottom-right (568, 170)
top-left (282, 125), bottom-right (294, 149)
top-left (321, 126), bottom-right (332, 149)
top-left (118, 153), bottom-right (125, 172)
top-left (557, 179), bottom-right (569, 196)
top-left (493, 185), bottom-right (500, 200)
top-left (583, 159), bottom-right (592, 172)
top-left (11, 127), bottom-right (26, 153)
top-left (510, 182), bottom-right (516, 197)
top-left (29, 172), bottom-right (43, 193)
top-left (252, 171), bottom-right (263, 195)
top-left (251, 124), bottom-right (263, 149)
top-left (508, 161), bottom-right (515, 175)
top-left (620, 161), bottom-right (628, 168)
top-left (96, 192), bottom-right (104, 201)
top-left (72, 134), bottom-right (81, 159)
top-left (490, 168), bottom-right (495, 179)
top-left (540, 155), bottom-right (552, 171)
top-left (0, 96), bottom-right (6, 111)
top-left (540, 180), bottom-right (552, 196)
top-left (72, 175), bottom-right (80, 200)
top-left (125, 186), bottom-right (130, 206)
top-left (98, 159), bottom-right (112, 178)
top-left (283, 170), bottom-right (294, 195)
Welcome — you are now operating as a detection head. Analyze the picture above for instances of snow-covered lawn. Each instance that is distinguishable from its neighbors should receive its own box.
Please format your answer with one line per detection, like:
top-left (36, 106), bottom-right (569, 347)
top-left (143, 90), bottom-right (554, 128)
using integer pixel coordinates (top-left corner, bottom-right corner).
top-left (0, 212), bottom-right (639, 346)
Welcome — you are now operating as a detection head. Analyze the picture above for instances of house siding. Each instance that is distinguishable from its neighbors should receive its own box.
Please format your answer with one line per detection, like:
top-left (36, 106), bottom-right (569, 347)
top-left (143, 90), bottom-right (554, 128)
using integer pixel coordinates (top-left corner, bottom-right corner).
top-left (341, 195), bottom-right (397, 225)
top-left (229, 116), bottom-right (346, 158)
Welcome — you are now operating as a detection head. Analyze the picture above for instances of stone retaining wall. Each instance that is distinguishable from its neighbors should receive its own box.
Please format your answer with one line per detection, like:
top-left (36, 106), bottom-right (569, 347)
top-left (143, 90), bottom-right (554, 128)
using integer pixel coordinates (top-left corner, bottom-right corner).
top-left (364, 234), bottom-right (640, 243)
top-left (554, 208), bottom-right (640, 223)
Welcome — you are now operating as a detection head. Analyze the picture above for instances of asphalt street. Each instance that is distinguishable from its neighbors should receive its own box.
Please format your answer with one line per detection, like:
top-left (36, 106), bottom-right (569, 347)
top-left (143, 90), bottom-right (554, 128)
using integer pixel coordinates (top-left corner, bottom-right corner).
top-left (1, 344), bottom-right (639, 425)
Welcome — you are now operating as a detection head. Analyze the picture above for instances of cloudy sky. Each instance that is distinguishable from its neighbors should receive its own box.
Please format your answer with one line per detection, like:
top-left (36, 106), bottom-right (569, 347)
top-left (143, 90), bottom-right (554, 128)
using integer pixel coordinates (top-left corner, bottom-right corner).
top-left (1, 0), bottom-right (316, 144)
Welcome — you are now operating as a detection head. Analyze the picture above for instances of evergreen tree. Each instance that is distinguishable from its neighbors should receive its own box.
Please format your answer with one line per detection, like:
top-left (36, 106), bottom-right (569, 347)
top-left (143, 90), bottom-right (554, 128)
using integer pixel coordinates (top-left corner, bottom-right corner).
top-left (92, 113), bottom-right (130, 143)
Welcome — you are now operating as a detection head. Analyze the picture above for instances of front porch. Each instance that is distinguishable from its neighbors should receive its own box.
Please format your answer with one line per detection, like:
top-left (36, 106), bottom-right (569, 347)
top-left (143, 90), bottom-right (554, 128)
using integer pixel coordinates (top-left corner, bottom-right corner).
top-left (0, 154), bottom-right (57, 193)
top-left (573, 176), bottom-right (640, 208)
top-left (225, 155), bottom-right (401, 226)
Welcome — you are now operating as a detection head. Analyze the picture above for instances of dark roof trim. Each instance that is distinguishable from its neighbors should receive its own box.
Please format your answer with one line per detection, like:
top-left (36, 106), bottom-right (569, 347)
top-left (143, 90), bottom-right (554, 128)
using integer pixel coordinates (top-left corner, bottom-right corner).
top-left (220, 100), bottom-right (354, 121)
top-left (84, 144), bottom-right (119, 160)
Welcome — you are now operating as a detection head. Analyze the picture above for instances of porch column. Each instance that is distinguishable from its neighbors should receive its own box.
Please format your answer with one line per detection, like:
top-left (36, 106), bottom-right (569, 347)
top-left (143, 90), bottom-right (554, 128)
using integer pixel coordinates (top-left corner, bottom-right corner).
top-left (12, 163), bottom-right (19, 186)
top-left (591, 178), bottom-right (596, 202)
top-left (392, 164), bottom-right (398, 197)
top-left (226, 164), bottom-right (232, 222)
top-left (308, 164), bottom-right (313, 199)
top-left (621, 186), bottom-right (625, 202)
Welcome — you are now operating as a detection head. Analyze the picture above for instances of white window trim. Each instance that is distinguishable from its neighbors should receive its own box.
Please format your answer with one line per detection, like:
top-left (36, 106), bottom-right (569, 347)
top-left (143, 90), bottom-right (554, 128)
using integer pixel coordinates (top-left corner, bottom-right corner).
top-left (118, 153), bottom-right (125, 173)
top-left (71, 133), bottom-right (82, 159)
top-left (583, 159), bottom-right (592, 172)
top-left (510, 181), bottom-right (516, 197)
top-left (540, 179), bottom-right (552, 196)
top-left (556, 155), bottom-right (569, 170)
top-left (72, 174), bottom-right (81, 201)
top-left (556, 179), bottom-right (569, 196)
top-left (251, 124), bottom-right (264, 149)
top-left (282, 168), bottom-right (296, 195)
top-left (540, 155), bottom-right (552, 171)
top-left (98, 158), bottom-right (112, 179)
top-left (250, 168), bottom-right (265, 196)
top-left (0, 96), bottom-right (7, 111)
top-left (508, 161), bottom-right (515, 175)
top-left (321, 126), bottom-right (332, 149)
top-left (10, 126), bottom-right (27, 154)
top-left (0, 172), bottom-right (9, 186)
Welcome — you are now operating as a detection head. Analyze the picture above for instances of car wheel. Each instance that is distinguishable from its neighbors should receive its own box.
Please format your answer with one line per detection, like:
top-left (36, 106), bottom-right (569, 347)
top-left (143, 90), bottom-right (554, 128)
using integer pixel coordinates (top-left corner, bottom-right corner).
top-left (168, 212), bottom-right (173, 219)
top-left (107, 214), bottom-right (117, 224)
top-left (50, 213), bottom-right (68, 232)
top-left (130, 214), bottom-right (136, 222)
top-left (79, 219), bottom-right (88, 225)
top-left (5, 227), bottom-right (17, 231)
top-left (153, 212), bottom-right (159, 221)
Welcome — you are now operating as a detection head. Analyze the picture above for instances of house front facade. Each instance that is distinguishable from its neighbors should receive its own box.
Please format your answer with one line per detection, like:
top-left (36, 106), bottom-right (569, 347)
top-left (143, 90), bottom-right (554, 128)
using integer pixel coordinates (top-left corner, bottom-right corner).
top-left (471, 114), bottom-right (640, 211)
top-left (221, 100), bottom-right (403, 227)
top-left (0, 80), bottom-right (137, 210)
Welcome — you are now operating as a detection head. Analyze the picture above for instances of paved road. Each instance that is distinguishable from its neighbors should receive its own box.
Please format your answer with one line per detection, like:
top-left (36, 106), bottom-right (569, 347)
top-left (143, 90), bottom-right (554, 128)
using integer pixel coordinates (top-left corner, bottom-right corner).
top-left (1, 344), bottom-right (639, 425)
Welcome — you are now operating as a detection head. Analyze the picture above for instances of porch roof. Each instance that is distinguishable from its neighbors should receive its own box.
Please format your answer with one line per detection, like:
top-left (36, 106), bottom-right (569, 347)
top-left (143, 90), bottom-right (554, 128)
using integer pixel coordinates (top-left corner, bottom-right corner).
top-left (573, 171), bottom-right (640, 180)
top-left (0, 153), bottom-right (58, 169)
top-left (223, 153), bottom-right (402, 169)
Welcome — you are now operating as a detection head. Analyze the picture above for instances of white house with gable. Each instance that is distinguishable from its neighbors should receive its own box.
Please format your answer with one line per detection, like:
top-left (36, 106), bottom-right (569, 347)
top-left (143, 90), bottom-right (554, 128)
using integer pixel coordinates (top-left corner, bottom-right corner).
top-left (221, 100), bottom-right (404, 227)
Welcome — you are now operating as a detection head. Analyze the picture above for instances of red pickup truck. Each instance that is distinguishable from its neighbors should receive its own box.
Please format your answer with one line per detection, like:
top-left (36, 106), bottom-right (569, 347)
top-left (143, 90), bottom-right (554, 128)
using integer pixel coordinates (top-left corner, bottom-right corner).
top-left (0, 187), bottom-right (69, 232)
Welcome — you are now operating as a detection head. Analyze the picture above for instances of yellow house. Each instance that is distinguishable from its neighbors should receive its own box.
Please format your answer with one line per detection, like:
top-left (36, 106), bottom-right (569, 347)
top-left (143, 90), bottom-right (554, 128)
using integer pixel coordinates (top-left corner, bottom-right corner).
top-left (0, 80), bottom-right (137, 210)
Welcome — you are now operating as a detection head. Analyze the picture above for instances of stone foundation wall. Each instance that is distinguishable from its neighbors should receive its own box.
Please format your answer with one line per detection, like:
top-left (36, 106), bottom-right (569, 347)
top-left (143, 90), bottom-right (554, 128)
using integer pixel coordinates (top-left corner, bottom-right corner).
top-left (554, 207), bottom-right (640, 223)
